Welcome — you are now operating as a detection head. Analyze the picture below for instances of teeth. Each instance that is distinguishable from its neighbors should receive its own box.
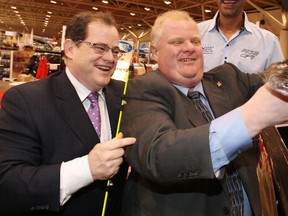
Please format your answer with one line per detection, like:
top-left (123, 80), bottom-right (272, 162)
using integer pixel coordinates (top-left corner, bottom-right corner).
top-left (96, 66), bottom-right (111, 71)
top-left (180, 58), bottom-right (194, 62)
top-left (223, 0), bottom-right (236, 4)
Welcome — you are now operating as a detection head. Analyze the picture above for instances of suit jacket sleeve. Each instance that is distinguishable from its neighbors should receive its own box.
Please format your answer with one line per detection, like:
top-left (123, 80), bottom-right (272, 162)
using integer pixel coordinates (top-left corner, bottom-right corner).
top-left (0, 86), bottom-right (61, 213)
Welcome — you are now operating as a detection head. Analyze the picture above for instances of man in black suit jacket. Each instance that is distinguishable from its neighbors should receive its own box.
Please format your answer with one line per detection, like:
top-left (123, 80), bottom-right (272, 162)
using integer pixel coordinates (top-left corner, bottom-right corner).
top-left (0, 12), bottom-right (135, 216)
top-left (120, 10), bottom-right (288, 216)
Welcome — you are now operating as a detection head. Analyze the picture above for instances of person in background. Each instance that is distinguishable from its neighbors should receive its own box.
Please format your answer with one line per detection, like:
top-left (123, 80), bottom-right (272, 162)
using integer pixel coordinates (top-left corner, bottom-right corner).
top-left (199, 1), bottom-right (284, 214)
top-left (198, 0), bottom-right (284, 73)
top-left (0, 12), bottom-right (136, 216)
top-left (120, 10), bottom-right (288, 216)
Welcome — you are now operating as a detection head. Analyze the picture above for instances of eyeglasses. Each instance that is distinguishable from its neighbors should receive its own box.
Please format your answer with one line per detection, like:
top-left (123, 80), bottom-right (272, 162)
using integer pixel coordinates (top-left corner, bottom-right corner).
top-left (78, 40), bottom-right (124, 59)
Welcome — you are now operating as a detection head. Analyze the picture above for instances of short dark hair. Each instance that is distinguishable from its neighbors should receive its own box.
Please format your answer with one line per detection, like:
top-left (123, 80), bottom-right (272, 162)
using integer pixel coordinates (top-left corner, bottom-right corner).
top-left (65, 11), bottom-right (117, 42)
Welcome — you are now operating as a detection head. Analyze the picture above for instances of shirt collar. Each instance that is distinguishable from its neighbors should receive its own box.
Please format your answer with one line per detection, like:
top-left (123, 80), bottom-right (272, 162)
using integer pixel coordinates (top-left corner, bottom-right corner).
top-left (208, 11), bottom-right (220, 32)
top-left (209, 11), bottom-right (251, 33)
top-left (65, 67), bottom-right (103, 102)
top-left (242, 12), bottom-right (252, 33)
top-left (173, 82), bottom-right (205, 97)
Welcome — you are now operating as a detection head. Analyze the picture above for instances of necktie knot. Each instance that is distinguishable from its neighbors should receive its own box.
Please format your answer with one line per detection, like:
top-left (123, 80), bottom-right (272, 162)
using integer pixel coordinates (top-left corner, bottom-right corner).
top-left (187, 90), bottom-right (200, 100)
top-left (87, 92), bottom-right (99, 107)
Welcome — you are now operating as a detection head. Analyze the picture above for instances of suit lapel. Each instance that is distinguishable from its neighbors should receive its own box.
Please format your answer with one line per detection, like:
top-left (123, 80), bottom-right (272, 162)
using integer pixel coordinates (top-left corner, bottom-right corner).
top-left (202, 74), bottom-right (231, 118)
top-left (104, 84), bottom-right (122, 137)
top-left (52, 72), bottom-right (99, 151)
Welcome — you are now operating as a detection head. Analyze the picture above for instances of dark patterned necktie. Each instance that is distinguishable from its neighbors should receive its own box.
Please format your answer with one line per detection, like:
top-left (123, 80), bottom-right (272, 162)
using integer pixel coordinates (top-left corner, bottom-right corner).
top-left (87, 92), bottom-right (101, 138)
top-left (187, 90), bottom-right (213, 122)
top-left (187, 90), bottom-right (244, 216)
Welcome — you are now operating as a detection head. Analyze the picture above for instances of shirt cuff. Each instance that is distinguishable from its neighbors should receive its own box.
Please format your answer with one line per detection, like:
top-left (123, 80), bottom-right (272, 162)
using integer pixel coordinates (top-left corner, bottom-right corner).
top-left (60, 155), bottom-right (94, 205)
top-left (209, 108), bottom-right (253, 172)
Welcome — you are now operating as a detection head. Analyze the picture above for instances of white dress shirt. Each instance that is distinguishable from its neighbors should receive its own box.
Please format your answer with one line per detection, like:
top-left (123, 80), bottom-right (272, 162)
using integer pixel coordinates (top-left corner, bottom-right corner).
top-left (59, 67), bottom-right (112, 205)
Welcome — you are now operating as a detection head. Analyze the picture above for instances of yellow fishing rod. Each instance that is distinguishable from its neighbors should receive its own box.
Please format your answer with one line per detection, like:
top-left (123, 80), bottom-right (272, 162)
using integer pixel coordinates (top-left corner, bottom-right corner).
top-left (101, 69), bottom-right (130, 216)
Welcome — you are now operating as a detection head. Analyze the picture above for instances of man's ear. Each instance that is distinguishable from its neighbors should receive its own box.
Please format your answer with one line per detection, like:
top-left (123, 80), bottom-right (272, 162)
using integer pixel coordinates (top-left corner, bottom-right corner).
top-left (150, 46), bottom-right (158, 62)
top-left (63, 39), bottom-right (75, 59)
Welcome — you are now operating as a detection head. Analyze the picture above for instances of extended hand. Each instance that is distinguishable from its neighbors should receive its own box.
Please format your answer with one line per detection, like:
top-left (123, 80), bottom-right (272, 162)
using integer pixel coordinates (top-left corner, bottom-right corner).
top-left (88, 132), bottom-right (136, 180)
top-left (240, 84), bottom-right (288, 138)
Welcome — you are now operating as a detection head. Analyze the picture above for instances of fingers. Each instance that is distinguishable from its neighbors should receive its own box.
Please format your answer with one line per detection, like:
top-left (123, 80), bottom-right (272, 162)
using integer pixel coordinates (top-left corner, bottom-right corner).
top-left (107, 133), bottom-right (136, 149)
top-left (101, 157), bottom-right (123, 179)
top-left (87, 134), bottom-right (136, 181)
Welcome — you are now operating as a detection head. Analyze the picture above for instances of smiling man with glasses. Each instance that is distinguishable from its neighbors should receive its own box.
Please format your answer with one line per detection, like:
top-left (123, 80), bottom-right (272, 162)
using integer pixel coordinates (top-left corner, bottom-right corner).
top-left (77, 40), bottom-right (124, 59)
top-left (0, 11), bottom-right (136, 216)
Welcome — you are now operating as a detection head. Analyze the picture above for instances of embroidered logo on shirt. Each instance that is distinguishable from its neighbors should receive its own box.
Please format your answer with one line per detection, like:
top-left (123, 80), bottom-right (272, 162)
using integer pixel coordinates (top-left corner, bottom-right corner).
top-left (202, 46), bottom-right (214, 55)
top-left (240, 49), bottom-right (259, 60)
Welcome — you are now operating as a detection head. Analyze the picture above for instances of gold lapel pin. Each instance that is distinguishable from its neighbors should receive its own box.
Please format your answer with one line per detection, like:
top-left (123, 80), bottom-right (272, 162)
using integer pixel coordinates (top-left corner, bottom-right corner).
top-left (216, 81), bottom-right (222, 87)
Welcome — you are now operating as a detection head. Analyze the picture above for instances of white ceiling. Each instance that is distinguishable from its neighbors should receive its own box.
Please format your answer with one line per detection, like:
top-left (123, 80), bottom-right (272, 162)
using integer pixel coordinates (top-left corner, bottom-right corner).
top-left (0, 0), bottom-right (286, 38)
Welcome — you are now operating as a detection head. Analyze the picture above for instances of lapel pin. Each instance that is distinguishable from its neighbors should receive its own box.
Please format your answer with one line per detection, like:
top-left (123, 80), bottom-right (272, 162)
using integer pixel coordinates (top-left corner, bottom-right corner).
top-left (216, 81), bottom-right (222, 87)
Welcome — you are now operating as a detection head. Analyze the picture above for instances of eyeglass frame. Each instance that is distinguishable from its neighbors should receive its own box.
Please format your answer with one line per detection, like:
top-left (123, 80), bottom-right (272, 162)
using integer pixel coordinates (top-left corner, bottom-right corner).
top-left (77, 40), bottom-right (124, 59)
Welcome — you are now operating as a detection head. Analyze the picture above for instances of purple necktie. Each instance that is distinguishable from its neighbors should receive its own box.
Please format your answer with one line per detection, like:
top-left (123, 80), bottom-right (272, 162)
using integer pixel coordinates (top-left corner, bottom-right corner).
top-left (87, 92), bottom-right (101, 138)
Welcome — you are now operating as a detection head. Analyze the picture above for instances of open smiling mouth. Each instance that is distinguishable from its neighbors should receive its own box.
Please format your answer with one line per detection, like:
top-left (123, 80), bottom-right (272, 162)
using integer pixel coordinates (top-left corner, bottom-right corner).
top-left (222, 0), bottom-right (237, 4)
top-left (180, 58), bottom-right (196, 62)
top-left (96, 65), bottom-right (112, 71)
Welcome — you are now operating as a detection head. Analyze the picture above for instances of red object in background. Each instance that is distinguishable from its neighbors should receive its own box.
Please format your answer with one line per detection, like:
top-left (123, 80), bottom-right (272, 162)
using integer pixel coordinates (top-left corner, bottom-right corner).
top-left (0, 91), bottom-right (4, 108)
top-left (36, 56), bottom-right (49, 79)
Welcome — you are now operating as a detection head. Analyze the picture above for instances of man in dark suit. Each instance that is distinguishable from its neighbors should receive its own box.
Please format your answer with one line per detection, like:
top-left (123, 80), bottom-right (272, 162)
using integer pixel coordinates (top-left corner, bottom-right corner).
top-left (120, 10), bottom-right (288, 216)
top-left (0, 12), bottom-right (136, 216)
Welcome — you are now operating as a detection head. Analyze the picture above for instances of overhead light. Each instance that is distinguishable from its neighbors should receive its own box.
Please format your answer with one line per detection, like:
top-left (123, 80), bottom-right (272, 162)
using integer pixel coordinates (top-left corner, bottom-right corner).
top-left (92, 7), bottom-right (98, 10)
top-left (130, 13), bottom-right (135, 16)
top-left (14, 11), bottom-right (19, 13)
top-left (144, 7), bottom-right (150, 11)
top-left (205, 9), bottom-right (211, 13)
top-left (47, 11), bottom-right (52, 14)
top-left (50, 0), bottom-right (57, 4)
top-left (11, 6), bottom-right (17, 9)
top-left (102, 0), bottom-right (109, 4)
top-left (137, 24), bottom-right (142, 26)
top-left (164, 1), bottom-right (171, 5)
top-left (46, 15), bottom-right (51, 17)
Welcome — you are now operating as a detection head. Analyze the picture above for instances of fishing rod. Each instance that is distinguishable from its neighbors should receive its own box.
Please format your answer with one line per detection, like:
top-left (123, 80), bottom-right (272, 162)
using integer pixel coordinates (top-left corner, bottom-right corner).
top-left (101, 69), bottom-right (131, 216)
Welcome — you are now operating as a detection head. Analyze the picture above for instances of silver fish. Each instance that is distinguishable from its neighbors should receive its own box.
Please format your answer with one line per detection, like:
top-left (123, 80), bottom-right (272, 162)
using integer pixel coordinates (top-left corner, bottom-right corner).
top-left (260, 60), bottom-right (288, 96)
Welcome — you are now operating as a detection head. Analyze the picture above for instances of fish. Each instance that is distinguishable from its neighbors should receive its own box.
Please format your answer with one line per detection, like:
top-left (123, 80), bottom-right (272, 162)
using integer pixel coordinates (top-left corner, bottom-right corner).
top-left (259, 59), bottom-right (288, 96)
